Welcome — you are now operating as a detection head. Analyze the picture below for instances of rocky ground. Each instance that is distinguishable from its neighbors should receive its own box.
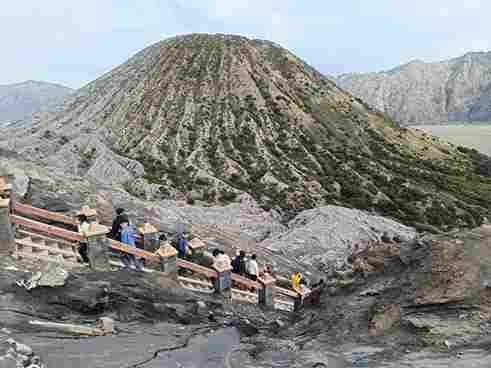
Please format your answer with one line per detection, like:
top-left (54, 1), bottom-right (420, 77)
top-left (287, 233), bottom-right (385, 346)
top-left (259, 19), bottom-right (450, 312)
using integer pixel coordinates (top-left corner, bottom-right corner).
top-left (1, 155), bottom-right (491, 366)
top-left (1, 222), bottom-right (491, 367)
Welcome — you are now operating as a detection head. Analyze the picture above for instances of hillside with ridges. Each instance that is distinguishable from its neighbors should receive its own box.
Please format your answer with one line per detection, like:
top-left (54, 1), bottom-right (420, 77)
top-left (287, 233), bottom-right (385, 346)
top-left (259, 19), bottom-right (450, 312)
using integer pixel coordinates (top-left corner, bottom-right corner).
top-left (3, 34), bottom-right (491, 230)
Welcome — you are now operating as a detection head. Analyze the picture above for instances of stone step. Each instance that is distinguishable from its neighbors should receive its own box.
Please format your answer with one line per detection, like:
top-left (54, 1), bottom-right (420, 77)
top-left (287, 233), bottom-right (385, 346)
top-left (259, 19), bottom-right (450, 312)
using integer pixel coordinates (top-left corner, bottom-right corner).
top-left (17, 229), bottom-right (75, 251)
top-left (231, 289), bottom-right (258, 304)
top-left (178, 276), bottom-right (215, 294)
top-left (15, 237), bottom-right (78, 258)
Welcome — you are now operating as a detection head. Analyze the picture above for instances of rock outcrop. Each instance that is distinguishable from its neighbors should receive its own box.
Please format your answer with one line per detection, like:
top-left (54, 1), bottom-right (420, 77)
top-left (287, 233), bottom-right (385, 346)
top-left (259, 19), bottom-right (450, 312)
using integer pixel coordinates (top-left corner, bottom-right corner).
top-left (337, 52), bottom-right (491, 124)
top-left (2, 35), bottom-right (491, 230)
top-left (350, 225), bottom-right (491, 345)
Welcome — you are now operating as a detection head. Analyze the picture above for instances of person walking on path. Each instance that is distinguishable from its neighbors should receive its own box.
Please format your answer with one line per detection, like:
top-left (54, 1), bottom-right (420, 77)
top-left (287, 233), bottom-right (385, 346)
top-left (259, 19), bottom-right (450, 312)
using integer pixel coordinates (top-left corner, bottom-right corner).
top-left (120, 221), bottom-right (143, 271)
top-left (110, 208), bottom-right (128, 242)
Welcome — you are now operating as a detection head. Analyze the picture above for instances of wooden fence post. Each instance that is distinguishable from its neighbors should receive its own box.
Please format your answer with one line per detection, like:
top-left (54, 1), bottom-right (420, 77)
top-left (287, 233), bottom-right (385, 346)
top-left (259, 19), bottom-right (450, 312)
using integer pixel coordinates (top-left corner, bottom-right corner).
top-left (86, 224), bottom-right (110, 271)
top-left (138, 223), bottom-right (160, 252)
top-left (157, 244), bottom-right (178, 276)
top-left (258, 274), bottom-right (276, 308)
top-left (294, 293), bottom-right (304, 312)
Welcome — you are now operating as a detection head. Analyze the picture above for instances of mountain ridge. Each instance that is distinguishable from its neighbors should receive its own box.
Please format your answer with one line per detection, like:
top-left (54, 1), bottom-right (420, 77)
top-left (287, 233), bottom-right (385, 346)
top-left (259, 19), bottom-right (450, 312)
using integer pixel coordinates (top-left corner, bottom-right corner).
top-left (0, 80), bottom-right (73, 127)
top-left (336, 51), bottom-right (491, 124)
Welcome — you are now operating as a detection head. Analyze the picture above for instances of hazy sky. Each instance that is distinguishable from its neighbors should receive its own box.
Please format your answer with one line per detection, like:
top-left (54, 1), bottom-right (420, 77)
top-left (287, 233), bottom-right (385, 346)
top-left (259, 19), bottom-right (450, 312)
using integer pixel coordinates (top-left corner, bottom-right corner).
top-left (2, 1), bottom-right (490, 89)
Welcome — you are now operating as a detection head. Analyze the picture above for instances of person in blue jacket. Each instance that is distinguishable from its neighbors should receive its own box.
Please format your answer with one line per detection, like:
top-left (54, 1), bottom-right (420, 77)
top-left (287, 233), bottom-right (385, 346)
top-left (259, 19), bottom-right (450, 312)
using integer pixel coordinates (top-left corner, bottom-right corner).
top-left (120, 221), bottom-right (143, 271)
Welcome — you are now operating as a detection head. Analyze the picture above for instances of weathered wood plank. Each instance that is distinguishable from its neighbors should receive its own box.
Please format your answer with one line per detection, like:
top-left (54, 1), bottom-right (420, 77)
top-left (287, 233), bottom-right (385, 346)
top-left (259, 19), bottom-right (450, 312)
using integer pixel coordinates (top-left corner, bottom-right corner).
top-left (11, 215), bottom-right (84, 242)
top-left (14, 203), bottom-right (78, 225)
top-left (29, 321), bottom-right (105, 336)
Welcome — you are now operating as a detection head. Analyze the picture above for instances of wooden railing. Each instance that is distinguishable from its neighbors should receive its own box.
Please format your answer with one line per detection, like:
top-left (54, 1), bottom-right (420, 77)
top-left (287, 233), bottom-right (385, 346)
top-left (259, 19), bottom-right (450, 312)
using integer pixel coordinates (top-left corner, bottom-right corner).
top-left (231, 273), bottom-right (261, 290)
top-left (14, 203), bottom-right (78, 226)
top-left (177, 258), bottom-right (218, 279)
top-left (11, 215), bottom-right (83, 242)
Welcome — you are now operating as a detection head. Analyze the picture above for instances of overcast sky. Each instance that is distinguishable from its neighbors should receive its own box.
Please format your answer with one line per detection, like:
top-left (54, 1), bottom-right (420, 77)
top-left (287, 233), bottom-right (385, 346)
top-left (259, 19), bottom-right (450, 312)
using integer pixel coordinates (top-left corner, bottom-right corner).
top-left (2, 1), bottom-right (490, 89)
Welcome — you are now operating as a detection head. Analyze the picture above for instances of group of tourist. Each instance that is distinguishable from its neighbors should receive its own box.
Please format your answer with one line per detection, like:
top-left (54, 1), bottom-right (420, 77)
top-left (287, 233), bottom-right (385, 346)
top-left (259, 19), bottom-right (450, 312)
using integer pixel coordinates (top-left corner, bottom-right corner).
top-left (77, 207), bottom-right (144, 271)
top-left (210, 249), bottom-right (261, 280)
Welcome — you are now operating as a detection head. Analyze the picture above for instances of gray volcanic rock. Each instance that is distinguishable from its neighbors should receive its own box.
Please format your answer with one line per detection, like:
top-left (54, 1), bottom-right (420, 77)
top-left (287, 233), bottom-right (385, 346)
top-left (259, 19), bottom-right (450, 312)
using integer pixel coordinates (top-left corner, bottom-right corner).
top-left (260, 205), bottom-right (416, 269)
top-left (0, 80), bottom-right (72, 128)
top-left (3, 34), bottom-right (491, 231)
top-left (337, 52), bottom-right (491, 124)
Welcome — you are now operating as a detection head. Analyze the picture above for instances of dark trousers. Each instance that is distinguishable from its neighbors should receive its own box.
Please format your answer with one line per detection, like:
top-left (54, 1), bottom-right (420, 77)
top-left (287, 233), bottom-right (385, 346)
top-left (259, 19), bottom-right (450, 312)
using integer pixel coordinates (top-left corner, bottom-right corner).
top-left (79, 242), bottom-right (89, 263)
top-left (121, 253), bottom-right (143, 271)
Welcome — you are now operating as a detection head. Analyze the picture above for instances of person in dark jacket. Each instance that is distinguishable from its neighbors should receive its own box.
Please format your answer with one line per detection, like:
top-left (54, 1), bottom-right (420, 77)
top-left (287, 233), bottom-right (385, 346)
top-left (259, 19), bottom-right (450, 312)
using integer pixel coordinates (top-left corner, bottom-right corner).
top-left (175, 228), bottom-right (188, 258)
top-left (231, 250), bottom-right (247, 275)
top-left (110, 208), bottom-right (128, 241)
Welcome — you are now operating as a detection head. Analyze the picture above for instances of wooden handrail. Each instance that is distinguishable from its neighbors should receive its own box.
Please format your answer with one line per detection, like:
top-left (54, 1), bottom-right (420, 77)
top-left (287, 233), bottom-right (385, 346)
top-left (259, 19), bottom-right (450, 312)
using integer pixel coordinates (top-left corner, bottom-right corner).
top-left (108, 239), bottom-right (161, 263)
top-left (14, 203), bottom-right (78, 226)
top-left (231, 273), bottom-right (261, 290)
top-left (11, 215), bottom-right (83, 242)
top-left (177, 259), bottom-right (218, 279)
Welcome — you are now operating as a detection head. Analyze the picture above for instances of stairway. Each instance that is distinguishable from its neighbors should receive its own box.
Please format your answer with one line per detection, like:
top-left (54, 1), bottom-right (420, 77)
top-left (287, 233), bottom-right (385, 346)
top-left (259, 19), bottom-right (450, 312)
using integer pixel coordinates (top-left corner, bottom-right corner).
top-left (14, 229), bottom-right (81, 268)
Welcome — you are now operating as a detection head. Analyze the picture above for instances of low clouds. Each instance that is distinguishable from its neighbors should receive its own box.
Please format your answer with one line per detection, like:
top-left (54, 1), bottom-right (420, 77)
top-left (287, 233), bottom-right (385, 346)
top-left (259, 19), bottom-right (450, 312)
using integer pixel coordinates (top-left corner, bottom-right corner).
top-left (1, 1), bottom-right (490, 88)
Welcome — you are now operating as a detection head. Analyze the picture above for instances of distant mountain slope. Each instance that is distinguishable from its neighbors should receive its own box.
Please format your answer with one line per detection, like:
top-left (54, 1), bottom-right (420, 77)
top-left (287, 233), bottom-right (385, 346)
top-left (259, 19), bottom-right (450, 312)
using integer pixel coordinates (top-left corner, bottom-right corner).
top-left (0, 80), bottom-right (73, 127)
top-left (336, 52), bottom-right (491, 124)
top-left (3, 34), bottom-right (491, 230)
